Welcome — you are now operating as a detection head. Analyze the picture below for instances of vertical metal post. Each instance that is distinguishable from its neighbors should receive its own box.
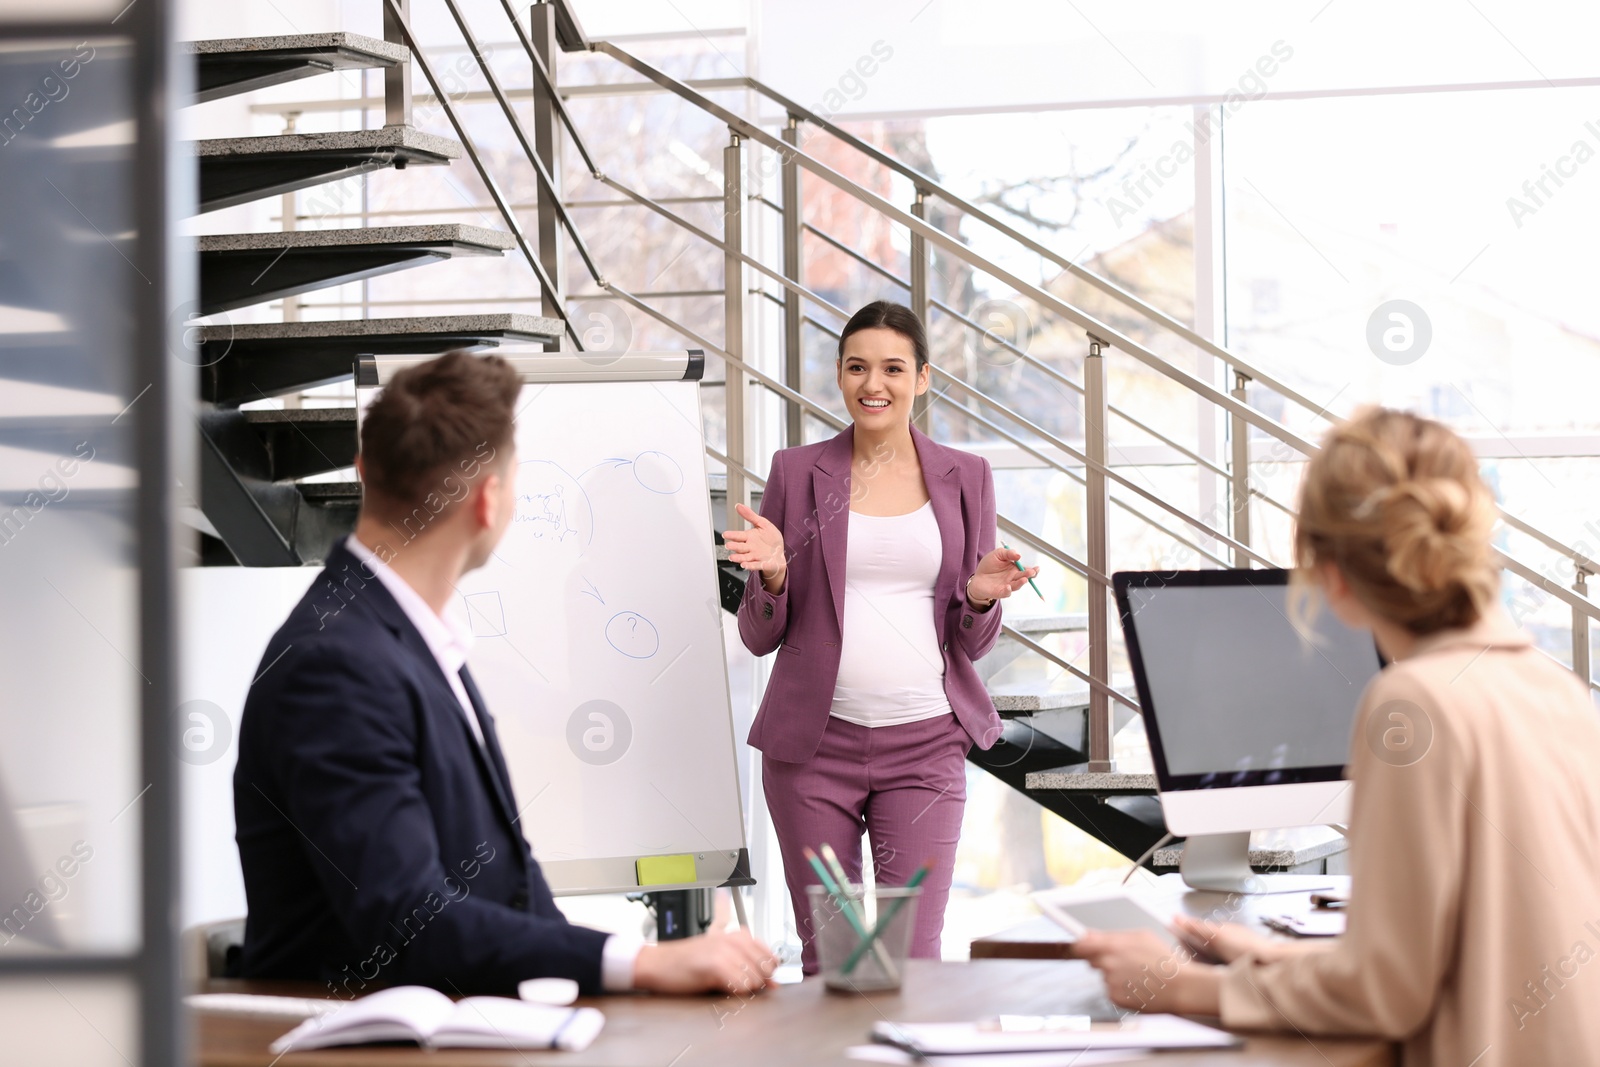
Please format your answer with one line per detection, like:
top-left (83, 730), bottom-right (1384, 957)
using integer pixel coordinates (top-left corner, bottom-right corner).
top-left (781, 115), bottom-right (804, 449)
top-left (909, 189), bottom-right (932, 434)
top-left (1085, 336), bottom-right (1114, 770)
top-left (1230, 370), bottom-right (1252, 568)
top-left (724, 133), bottom-right (747, 513)
top-left (383, 0), bottom-right (412, 126)
top-left (530, 2), bottom-right (565, 337)
top-left (1192, 102), bottom-right (1226, 562)
top-left (1574, 567), bottom-right (1591, 687)
top-left (135, 0), bottom-right (191, 1059)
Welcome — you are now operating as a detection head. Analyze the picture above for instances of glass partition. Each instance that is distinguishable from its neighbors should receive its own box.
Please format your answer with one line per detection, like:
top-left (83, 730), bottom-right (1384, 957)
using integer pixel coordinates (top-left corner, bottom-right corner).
top-left (0, 5), bottom-right (187, 1065)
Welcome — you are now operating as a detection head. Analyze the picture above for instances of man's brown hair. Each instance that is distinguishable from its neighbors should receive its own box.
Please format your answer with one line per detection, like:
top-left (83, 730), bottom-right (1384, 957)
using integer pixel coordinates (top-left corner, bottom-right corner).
top-left (359, 351), bottom-right (520, 514)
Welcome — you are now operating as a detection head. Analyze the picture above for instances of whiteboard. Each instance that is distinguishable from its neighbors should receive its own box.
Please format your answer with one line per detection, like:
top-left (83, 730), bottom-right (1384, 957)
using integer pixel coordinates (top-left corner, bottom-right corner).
top-left (452, 381), bottom-right (748, 895)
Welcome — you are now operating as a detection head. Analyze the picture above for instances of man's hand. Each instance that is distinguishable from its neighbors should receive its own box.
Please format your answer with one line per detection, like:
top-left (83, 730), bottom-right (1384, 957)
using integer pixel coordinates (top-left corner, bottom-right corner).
top-left (631, 927), bottom-right (778, 996)
top-left (1072, 930), bottom-right (1222, 1015)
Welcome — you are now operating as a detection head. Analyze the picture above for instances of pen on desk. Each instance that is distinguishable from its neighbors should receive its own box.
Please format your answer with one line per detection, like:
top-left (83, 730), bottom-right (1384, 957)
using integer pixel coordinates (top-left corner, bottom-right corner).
top-left (1001, 541), bottom-right (1045, 600)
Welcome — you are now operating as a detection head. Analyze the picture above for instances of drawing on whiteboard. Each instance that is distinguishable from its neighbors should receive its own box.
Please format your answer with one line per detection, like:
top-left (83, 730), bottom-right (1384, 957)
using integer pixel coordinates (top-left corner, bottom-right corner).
top-left (511, 460), bottom-right (593, 546)
top-left (575, 451), bottom-right (684, 496)
top-left (605, 611), bottom-right (660, 659)
top-left (565, 700), bottom-right (633, 766)
top-left (579, 577), bottom-right (604, 604)
top-left (463, 591), bottom-right (507, 637)
top-left (632, 450), bottom-right (683, 494)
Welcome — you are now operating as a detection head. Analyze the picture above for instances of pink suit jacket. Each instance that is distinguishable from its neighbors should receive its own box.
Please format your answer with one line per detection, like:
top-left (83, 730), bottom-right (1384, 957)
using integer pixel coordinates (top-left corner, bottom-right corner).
top-left (739, 424), bottom-right (1005, 764)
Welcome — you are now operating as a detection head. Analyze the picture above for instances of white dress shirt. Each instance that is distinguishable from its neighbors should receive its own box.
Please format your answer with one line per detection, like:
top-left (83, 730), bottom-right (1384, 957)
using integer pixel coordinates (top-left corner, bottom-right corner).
top-left (346, 535), bottom-right (484, 745)
top-left (345, 536), bottom-right (642, 990)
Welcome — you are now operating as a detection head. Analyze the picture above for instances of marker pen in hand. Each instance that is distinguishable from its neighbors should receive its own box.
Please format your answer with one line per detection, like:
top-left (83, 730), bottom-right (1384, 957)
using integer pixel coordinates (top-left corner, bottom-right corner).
top-left (1001, 542), bottom-right (1045, 600)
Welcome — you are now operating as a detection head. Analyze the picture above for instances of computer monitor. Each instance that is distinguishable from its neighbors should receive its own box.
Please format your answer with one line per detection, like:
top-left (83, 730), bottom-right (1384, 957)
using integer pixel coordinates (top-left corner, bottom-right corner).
top-left (1114, 568), bottom-right (1384, 893)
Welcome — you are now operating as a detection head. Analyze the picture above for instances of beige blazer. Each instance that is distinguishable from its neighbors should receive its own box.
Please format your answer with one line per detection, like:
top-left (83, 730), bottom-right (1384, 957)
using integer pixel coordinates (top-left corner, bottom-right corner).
top-left (1220, 610), bottom-right (1600, 1066)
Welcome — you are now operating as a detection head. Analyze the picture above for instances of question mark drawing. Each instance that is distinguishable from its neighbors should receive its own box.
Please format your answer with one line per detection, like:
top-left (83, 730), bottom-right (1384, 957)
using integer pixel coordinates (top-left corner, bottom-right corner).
top-left (605, 611), bottom-right (659, 658)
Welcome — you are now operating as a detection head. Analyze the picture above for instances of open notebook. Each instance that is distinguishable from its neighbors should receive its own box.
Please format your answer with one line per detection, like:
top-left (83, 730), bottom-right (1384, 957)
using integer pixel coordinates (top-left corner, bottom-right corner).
top-left (268, 986), bottom-right (604, 1054)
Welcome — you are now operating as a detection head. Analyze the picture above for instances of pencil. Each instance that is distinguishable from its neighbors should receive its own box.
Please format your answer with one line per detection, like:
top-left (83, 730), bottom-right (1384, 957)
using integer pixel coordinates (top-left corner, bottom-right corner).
top-left (840, 858), bottom-right (935, 976)
top-left (1002, 541), bottom-right (1046, 600)
top-left (812, 844), bottom-right (899, 978)
top-left (802, 848), bottom-right (867, 937)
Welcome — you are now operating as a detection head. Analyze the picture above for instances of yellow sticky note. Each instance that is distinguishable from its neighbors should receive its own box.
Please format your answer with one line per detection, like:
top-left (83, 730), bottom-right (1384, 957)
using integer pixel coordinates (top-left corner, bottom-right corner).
top-left (635, 854), bottom-right (696, 886)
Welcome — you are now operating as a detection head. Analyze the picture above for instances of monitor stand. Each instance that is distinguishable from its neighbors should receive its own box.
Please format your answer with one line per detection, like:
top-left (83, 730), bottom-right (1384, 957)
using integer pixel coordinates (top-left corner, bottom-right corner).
top-left (1178, 832), bottom-right (1335, 895)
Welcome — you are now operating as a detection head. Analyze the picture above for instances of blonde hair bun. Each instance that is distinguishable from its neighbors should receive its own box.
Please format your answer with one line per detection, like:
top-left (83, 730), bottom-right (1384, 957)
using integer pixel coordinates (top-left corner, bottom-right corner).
top-left (1294, 407), bottom-right (1500, 635)
top-left (1377, 477), bottom-right (1496, 595)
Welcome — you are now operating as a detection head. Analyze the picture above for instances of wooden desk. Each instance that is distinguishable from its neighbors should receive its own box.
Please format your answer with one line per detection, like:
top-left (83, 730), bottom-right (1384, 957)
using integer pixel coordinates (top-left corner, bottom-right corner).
top-left (198, 959), bottom-right (1392, 1067)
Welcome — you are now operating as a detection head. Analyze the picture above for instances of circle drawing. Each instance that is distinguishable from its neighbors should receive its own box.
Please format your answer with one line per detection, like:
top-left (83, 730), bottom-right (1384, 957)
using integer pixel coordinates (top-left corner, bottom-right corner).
top-left (566, 699), bottom-right (633, 766)
top-left (605, 611), bottom-right (660, 659)
top-left (175, 699), bottom-right (233, 766)
top-left (632, 451), bottom-right (683, 495)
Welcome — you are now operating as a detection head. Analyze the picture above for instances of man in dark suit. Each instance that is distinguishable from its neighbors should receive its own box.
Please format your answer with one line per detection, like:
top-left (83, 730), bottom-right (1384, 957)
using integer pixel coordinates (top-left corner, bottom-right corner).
top-left (234, 352), bottom-right (774, 997)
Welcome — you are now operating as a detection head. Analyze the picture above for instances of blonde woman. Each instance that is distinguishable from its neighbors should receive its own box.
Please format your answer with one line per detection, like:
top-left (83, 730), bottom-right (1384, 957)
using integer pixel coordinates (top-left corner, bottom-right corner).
top-left (1076, 408), bottom-right (1600, 1066)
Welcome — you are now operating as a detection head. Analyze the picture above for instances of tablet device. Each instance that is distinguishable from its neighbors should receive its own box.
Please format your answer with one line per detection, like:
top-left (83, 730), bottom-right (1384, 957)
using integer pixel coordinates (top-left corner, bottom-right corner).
top-left (1030, 886), bottom-right (1180, 948)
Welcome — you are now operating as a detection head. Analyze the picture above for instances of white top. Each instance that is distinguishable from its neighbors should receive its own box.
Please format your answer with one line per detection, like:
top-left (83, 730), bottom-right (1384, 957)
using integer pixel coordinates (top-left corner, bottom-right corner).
top-left (344, 536), bottom-right (642, 990)
top-left (830, 502), bottom-right (953, 728)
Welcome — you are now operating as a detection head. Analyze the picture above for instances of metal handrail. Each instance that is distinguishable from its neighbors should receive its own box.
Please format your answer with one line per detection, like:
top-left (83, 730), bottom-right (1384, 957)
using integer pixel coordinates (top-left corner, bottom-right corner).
top-left (601, 163), bottom-right (1236, 560)
top-left (272, 30), bottom-right (1590, 593)
top-left (589, 42), bottom-right (1600, 626)
top-left (382, 0), bottom-right (581, 348)
top-left (403, 0), bottom-right (1600, 700)
top-left (593, 45), bottom-right (1320, 455)
top-left (495, 0), bottom-right (603, 179)
top-left (380, 4), bottom-right (1305, 588)
top-left (743, 70), bottom-right (1600, 592)
top-left (442, 0), bottom-right (606, 287)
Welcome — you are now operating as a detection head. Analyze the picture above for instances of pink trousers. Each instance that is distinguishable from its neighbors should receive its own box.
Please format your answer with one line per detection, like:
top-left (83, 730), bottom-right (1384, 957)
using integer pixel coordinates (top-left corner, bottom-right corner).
top-left (762, 711), bottom-right (971, 974)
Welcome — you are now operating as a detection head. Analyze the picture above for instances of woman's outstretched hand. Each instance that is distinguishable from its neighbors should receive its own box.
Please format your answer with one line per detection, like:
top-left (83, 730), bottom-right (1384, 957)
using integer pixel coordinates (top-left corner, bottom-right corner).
top-left (724, 503), bottom-right (788, 592)
top-left (967, 547), bottom-right (1040, 606)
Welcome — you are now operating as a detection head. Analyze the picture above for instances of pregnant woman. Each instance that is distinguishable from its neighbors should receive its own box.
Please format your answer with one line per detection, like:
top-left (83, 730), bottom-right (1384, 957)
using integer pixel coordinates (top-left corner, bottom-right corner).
top-left (723, 300), bottom-right (1039, 973)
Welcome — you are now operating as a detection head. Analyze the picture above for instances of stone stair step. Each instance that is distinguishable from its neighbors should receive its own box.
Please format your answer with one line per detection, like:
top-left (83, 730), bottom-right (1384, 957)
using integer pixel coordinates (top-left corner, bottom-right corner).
top-left (185, 32), bottom-right (408, 104)
top-left (196, 126), bottom-right (460, 213)
top-left (989, 686), bottom-right (1090, 718)
top-left (239, 406), bottom-right (357, 482)
top-left (198, 313), bottom-right (563, 406)
top-left (198, 224), bottom-right (516, 314)
top-left (1024, 769), bottom-right (1158, 794)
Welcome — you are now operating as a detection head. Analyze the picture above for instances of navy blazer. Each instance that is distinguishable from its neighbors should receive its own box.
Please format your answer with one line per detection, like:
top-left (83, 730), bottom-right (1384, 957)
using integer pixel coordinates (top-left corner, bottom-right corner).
top-left (233, 540), bottom-right (610, 996)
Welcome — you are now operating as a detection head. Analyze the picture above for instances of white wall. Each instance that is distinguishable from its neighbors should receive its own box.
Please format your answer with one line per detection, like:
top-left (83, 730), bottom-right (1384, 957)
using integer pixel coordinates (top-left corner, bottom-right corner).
top-left (179, 568), bottom-right (319, 928)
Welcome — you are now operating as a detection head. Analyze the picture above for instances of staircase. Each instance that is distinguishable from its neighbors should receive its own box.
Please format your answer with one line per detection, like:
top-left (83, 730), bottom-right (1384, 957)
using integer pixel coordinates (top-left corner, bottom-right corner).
top-left (184, 3), bottom-right (1600, 879)
top-left (184, 34), bottom-right (561, 566)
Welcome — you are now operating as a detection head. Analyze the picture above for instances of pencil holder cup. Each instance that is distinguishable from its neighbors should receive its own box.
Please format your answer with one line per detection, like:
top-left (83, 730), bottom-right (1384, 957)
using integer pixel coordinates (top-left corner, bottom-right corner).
top-left (806, 883), bottom-right (922, 992)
